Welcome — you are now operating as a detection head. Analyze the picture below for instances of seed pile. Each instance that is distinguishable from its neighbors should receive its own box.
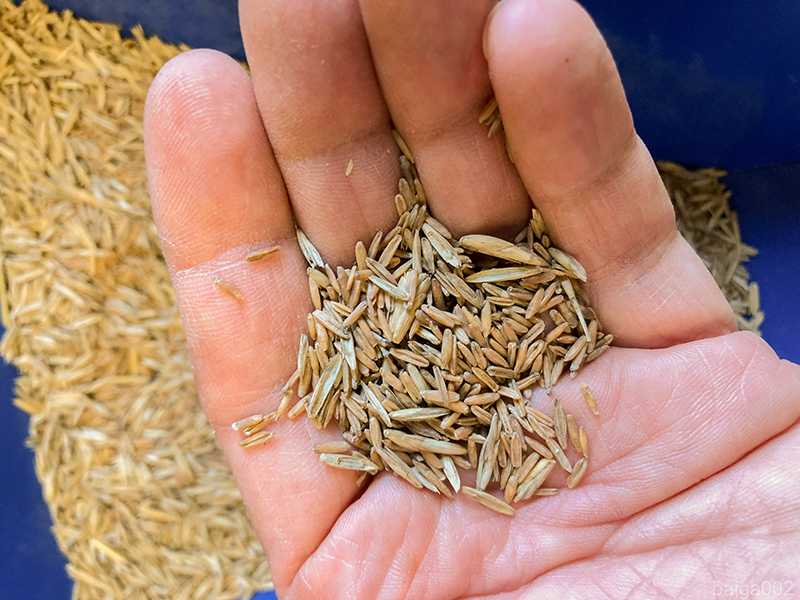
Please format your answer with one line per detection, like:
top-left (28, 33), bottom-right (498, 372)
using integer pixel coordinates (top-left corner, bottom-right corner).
top-left (236, 148), bottom-right (608, 514)
top-left (658, 161), bottom-right (763, 334)
top-left (0, 1), bottom-right (271, 598)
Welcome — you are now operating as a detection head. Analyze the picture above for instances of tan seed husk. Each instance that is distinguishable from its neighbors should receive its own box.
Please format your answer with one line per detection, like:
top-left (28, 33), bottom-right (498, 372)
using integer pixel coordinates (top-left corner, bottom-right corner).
top-left (579, 427), bottom-right (589, 458)
top-left (566, 413), bottom-right (582, 453)
top-left (320, 453), bottom-right (379, 475)
top-left (313, 441), bottom-right (352, 454)
top-left (213, 276), bottom-right (244, 300)
top-left (553, 398), bottom-right (567, 449)
top-left (246, 246), bottom-right (281, 261)
top-left (580, 383), bottom-right (600, 415)
top-left (392, 129), bottom-right (414, 163)
top-left (239, 431), bottom-right (275, 448)
top-left (566, 458), bottom-right (588, 488)
top-left (461, 486), bottom-right (515, 516)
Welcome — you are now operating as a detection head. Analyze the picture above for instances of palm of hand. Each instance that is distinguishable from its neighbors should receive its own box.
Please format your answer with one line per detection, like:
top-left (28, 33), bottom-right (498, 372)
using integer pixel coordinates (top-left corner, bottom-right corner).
top-left (143, 0), bottom-right (800, 598)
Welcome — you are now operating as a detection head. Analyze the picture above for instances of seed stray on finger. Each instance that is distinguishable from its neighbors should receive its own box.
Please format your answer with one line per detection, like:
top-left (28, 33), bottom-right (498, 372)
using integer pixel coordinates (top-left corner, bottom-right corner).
top-left (246, 246), bottom-right (281, 262)
top-left (580, 383), bottom-right (600, 415)
top-left (238, 431), bottom-right (274, 448)
top-left (213, 276), bottom-right (244, 300)
top-left (392, 129), bottom-right (414, 163)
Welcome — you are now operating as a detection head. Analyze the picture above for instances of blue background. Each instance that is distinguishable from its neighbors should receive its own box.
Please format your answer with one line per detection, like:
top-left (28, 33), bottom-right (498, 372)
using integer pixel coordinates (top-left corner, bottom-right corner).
top-left (2, 1), bottom-right (798, 599)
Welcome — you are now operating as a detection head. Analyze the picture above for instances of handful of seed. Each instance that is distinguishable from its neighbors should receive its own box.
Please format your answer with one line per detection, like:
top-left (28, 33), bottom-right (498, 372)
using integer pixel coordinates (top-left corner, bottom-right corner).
top-left (234, 145), bottom-right (610, 515)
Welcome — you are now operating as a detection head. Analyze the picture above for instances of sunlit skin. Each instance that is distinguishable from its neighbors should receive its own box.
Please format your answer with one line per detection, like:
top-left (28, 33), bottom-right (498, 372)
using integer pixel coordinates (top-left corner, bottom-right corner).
top-left (143, 0), bottom-right (800, 598)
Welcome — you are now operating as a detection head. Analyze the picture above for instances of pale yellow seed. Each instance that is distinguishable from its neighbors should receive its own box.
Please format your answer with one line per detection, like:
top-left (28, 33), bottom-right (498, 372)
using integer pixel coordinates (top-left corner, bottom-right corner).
top-left (313, 441), bottom-right (352, 454)
top-left (580, 383), bottom-right (599, 415)
top-left (392, 129), bottom-right (414, 163)
top-left (566, 457), bottom-right (588, 488)
top-left (579, 426), bottom-right (589, 458)
top-left (246, 246), bottom-right (281, 261)
top-left (213, 276), bottom-right (243, 300)
top-left (238, 431), bottom-right (274, 448)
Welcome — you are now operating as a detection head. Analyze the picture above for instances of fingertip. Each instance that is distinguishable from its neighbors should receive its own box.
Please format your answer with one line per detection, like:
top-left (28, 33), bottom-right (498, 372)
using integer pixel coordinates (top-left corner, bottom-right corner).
top-left (144, 48), bottom-right (250, 142)
top-left (144, 48), bottom-right (294, 272)
top-left (486, 0), bottom-right (634, 196)
top-left (484, 0), bottom-right (736, 348)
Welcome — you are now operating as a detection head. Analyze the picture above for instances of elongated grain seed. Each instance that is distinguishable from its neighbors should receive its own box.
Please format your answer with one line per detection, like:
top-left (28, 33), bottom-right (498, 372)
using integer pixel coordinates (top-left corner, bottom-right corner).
top-left (546, 438), bottom-right (572, 473)
top-left (384, 430), bottom-right (467, 455)
top-left (579, 427), bottom-right (589, 458)
top-left (392, 129), bottom-right (414, 163)
top-left (296, 228), bottom-right (324, 268)
top-left (345, 159), bottom-right (354, 176)
top-left (514, 459), bottom-right (556, 502)
top-left (461, 486), bottom-right (515, 516)
top-left (580, 383), bottom-right (599, 415)
top-left (566, 414), bottom-right (581, 453)
top-left (566, 458), bottom-right (588, 488)
top-left (553, 398), bottom-right (567, 449)
top-left (389, 407), bottom-right (449, 421)
top-left (313, 441), bottom-right (352, 454)
top-left (246, 246), bottom-right (281, 261)
top-left (232, 414), bottom-right (264, 432)
top-left (441, 456), bottom-right (461, 492)
top-left (415, 461), bottom-right (453, 498)
top-left (238, 431), bottom-right (274, 448)
top-left (320, 453), bottom-right (379, 474)
top-left (213, 276), bottom-right (243, 300)
top-left (377, 448), bottom-right (423, 488)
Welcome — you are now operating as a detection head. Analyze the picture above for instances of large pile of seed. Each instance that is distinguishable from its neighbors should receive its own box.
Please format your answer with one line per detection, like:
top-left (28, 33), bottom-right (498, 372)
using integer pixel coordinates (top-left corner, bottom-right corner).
top-left (658, 161), bottom-right (763, 334)
top-left (0, 1), bottom-right (271, 598)
top-left (235, 149), bottom-right (606, 515)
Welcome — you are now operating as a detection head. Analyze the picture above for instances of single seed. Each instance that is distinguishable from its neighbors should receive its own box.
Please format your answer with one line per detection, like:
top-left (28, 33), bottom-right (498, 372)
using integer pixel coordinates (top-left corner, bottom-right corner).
top-left (580, 383), bottom-right (599, 415)
top-left (313, 441), bottom-right (351, 454)
top-left (212, 276), bottom-right (243, 300)
top-left (238, 431), bottom-right (274, 448)
top-left (246, 246), bottom-right (281, 261)
top-left (579, 427), bottom-right (589, 458)
top-left (461, 486), bottom-right (514, 516)
top-left (566, 458), bottom-right (588, 488)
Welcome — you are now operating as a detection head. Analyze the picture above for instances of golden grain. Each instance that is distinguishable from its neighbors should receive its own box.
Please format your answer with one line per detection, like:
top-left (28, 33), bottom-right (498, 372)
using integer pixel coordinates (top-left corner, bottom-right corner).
top-left (246, 246), bottom-right (281, 261)
top-left (0, 2), bottom-right (272, 596)
top-left (213, 276), bottom-right (244, 300)
top-left (580, 383), bottom-right (600, 415)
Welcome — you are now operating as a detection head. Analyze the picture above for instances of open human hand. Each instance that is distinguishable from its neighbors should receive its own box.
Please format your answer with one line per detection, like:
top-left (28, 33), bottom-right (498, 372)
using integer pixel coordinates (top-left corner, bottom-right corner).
top-left (144, 0), bottom-right (800, 597)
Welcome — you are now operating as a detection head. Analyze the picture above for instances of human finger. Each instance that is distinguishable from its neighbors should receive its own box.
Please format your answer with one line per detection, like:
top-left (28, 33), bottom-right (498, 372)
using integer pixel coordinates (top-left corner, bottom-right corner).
top-left (239, 0), bottom-right (400, 266)
top-left (359, 0), bottom-right (530, 238)
top-left (486, 0), bottom-right (736, 348)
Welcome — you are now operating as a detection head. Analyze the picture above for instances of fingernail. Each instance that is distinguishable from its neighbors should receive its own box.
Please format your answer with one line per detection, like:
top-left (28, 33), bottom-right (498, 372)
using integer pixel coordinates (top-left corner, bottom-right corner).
top-left (483, 0), bottom-right (505, 59)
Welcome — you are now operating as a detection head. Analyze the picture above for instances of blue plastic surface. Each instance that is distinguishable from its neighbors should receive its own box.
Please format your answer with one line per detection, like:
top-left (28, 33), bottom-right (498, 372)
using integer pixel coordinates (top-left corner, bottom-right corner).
top-left (39, 0), bottom-right (800, 170)
top-left (0, 359), bottom-right (73, 600)
top-left (3, 1), bottom-right (799, 599)
top-left (588, 0), bottom-right (800, 170)
top-left (726, 163), bottom-right (800, 364)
